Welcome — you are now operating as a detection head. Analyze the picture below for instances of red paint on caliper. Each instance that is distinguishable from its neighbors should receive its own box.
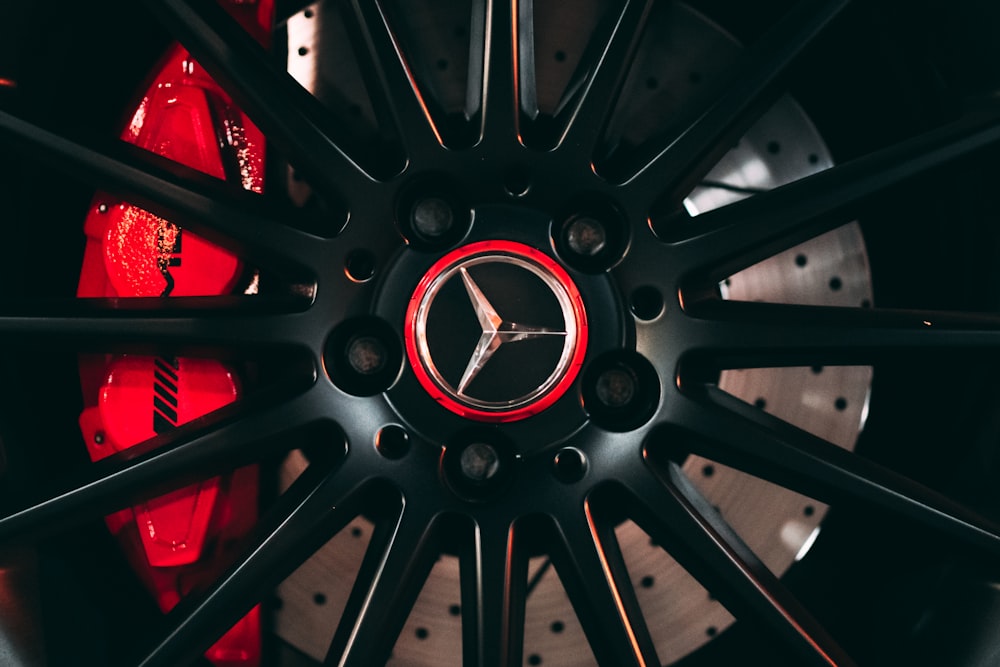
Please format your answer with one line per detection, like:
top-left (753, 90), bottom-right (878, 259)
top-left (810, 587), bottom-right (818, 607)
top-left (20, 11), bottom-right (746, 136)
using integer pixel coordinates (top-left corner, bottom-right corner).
top-left (76, 2), bottom-right (272, 664)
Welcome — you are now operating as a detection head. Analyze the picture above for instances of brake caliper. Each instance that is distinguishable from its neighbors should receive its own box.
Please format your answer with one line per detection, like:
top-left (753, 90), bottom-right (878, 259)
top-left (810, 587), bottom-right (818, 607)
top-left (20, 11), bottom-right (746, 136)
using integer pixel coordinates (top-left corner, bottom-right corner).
top-left (76, 2), bottom-right (272, 665)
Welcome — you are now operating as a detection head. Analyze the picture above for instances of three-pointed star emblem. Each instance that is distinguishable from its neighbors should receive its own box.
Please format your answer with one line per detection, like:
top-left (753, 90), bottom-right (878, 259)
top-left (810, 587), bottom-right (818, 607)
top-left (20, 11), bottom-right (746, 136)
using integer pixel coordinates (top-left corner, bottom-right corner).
top-left (456, 267), bottom-right (567, 395)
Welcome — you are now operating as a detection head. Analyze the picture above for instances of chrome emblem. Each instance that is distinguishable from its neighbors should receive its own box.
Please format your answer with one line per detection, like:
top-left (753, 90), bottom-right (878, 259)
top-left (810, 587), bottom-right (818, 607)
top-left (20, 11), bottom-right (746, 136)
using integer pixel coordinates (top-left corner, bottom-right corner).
top-left (405, 241), bottom-right (588, 422)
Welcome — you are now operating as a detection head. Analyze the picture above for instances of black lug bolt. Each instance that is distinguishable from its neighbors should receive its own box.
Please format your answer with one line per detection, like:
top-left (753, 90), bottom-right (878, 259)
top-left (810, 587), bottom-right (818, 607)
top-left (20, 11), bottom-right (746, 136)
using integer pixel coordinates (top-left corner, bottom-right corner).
top-left (347, 335), bottom-right (387, 375)
top-left (565, 216), bottom-right (607, 257)
top-left (583, 352), bottom-right (660, 431)
top-left (411, 196), bottom-right (455, 239)
top-left (595, 366), bottom-right (637, 408)
top-left (443, 432), bottom-right (517, 500)
top-left (460, 442), bottom-right (501, 482)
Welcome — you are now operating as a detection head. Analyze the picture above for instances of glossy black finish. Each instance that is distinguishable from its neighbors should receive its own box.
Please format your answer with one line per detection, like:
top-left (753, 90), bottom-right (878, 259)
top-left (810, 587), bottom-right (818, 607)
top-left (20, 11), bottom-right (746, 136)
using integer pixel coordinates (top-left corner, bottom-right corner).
top-left (1, 0), bottom-right (1000, 666)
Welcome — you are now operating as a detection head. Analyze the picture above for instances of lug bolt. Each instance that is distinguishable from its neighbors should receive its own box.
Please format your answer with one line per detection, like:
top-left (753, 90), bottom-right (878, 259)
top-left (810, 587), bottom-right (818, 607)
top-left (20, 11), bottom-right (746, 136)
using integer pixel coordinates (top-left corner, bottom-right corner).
top-left (459, 442), bottom-right (501, 482)
top-left (595, 366), bottom-right (637, 408)
top-left (411, 196), bottom-right (455, 239)
top-left (565, 216), bottom-right (607, 257)
top-left (347, 335), bottom-right (387, 375)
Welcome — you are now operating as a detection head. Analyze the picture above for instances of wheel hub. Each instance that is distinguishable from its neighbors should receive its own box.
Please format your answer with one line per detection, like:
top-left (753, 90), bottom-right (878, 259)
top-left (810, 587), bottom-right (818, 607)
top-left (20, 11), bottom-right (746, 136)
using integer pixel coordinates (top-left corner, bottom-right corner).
top-left (405, 240), bottom-right (588, 422)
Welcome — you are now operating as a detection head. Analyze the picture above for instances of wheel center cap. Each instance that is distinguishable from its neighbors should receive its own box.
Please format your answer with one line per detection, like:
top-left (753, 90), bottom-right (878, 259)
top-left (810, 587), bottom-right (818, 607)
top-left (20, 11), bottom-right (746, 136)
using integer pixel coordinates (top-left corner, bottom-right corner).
top-left (405, 240), bottom-right (588, 422)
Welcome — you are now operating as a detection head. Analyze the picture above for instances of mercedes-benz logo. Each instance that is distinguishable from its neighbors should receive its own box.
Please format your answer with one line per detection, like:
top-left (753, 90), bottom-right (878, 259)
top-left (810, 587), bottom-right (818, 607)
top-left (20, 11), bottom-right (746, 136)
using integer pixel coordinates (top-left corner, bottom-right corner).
top-left (405, 241), bottom-right (588, 422)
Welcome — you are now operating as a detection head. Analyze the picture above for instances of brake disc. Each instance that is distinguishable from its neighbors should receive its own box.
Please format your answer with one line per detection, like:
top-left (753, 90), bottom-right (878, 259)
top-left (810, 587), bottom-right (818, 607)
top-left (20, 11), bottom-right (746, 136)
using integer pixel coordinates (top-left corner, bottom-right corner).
top-left (271, 2), bottom-right (872, 665)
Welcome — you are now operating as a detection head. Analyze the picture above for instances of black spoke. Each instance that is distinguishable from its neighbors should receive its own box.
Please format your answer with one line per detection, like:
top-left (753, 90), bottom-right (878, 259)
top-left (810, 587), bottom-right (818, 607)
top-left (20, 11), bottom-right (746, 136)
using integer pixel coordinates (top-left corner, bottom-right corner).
top-left (342, 0), bottom-right (444, 155)
top-left (0, 111), bottom-right (323, 275)
top-left (625, 0), bottom-right (849, 197)
top-left (0, 385), bottom-right (326, 542)
top-left (140, 0), bottom-right (376, 197)
top-left (678, 300), bottom-right (1000, 370)
top-left (471, 0), bottom-right (524, 149)
top-left (459, 519), bottom-right (528, 667)
top-left (326, 502), bottom-right (440, 667)
top-left (623, 463), bottom-right (854, 666)
top-left (548, 508), bottom-right (659, 666)
top-left (665, 110), bottom-right (1000, 281)
top-left (663, 389), bottom-right (1000, 555)
top-left (0, 295), bottom-right (313, 354)
top-left (557, 0), bottom-right (655, 154)
top-left (138, 458), bottom-right (363, 667)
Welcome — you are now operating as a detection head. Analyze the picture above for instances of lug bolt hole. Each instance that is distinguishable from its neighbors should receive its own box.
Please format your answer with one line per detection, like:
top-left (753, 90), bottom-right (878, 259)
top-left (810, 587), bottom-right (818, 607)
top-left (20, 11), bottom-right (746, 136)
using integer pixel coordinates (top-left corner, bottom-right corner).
top-left (630, 286), bottom-right (664, 320)
top-left (553, 447), bottom-right (587, 483)
top-left (345, 249), bottom-right (376, 283)
top-left (376, 425), bottom-right (410, 459)
top-left (503, 168), bottom-right (531, 197)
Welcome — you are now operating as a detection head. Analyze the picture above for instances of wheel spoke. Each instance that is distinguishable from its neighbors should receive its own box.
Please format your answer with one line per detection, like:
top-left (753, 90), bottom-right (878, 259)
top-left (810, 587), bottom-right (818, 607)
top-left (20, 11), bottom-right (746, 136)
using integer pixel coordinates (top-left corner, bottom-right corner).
top-left (0, 385), bottom-right (326, 542)
top-left (663, 389), bottom-right (1000, 555)
top-left (0, 111), bottom-right (323, 275)
top-left (459, 519), bottom-right (528, 667)
top-left (0, 295), bottom-right (313, 354)
top-left (137, 457), bottom-right (364, 667)
top-left (557, 0), bottom-right (655, 154)
top-left (341, 0), bottom-right (444, 155)
top-left (140, 0), bottom-right (376, 196)
top-left (548, 506), bottom-right (659, 666)
top-left (622, 463), bottom-right (854, 666)
top-left (326, 501), bottom-right (440, 667)
top-left (665, 110), bottom-right (1000, 280)
top-left (470, 0), bottom-right (525, 149)
top-left (625, 0), bottom-right (849, 197)
top-left (678, 300), bottom-right (1000, 370)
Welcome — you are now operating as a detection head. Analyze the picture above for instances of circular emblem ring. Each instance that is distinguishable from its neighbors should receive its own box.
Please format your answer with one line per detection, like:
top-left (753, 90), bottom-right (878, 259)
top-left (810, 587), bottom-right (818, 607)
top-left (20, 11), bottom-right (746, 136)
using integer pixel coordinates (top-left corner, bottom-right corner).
top-left (405, 241), bottom-right (588, 422)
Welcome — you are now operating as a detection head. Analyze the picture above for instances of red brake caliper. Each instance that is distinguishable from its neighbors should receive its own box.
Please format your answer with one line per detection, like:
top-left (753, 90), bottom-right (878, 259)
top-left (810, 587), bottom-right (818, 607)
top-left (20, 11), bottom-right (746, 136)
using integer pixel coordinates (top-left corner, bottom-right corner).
top-left (76, 2), bottom-right (272, 665)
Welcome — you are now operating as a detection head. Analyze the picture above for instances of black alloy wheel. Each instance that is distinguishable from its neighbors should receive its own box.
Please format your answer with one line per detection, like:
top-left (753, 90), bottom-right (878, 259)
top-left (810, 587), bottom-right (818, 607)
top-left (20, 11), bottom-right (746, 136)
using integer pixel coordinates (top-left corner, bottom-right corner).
top-left (3, 0), bottom-right (1000, 666)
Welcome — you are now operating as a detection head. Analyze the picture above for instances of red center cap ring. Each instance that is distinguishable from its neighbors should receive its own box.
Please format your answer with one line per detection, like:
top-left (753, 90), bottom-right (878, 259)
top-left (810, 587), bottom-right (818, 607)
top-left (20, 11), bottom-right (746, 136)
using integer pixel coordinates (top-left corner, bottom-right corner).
top-left (405, 240), bottom-right (588, 422)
